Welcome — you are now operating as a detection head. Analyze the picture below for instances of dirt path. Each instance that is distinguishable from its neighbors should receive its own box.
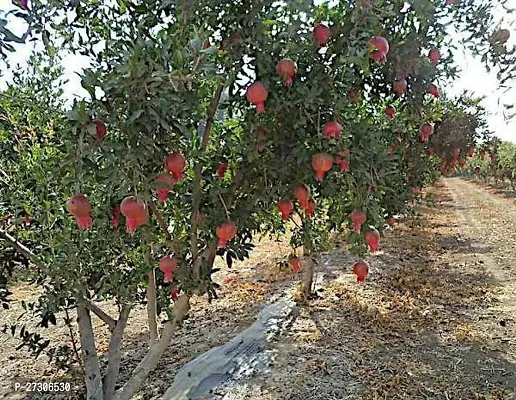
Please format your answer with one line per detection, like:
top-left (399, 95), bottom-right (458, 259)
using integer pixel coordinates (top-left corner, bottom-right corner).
top-left (214, 178), bottom-right (516, 400)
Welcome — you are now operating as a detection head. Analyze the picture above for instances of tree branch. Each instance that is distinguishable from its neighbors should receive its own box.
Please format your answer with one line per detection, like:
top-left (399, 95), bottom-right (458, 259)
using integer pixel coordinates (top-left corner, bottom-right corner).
top-left (103, 304), bottom-right (132, 400)
top-left (75, 294), bottom-right (117, 332)
top-left (191, 84), bottom-right (224, 279)
top-left (111, 294), bottom-right (190, 400)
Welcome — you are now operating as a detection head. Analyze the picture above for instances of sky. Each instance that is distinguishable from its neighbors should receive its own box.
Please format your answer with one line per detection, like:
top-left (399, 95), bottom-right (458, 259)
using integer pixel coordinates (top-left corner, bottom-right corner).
top-left (0, 0), bottom-right (515, 144)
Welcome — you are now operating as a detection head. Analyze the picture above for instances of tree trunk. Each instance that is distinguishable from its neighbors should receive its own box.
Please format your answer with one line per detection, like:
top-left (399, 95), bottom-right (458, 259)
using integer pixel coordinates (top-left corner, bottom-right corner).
top-left (111, 295), bottom-right (190, 400)
top-left (302, 257), bottom-right (315, 299)
top-left (146, 270), bottom-right (159, 345)
top-left (103, 305), bottom-right (132, 400)
top-left (76, 304), bottom-right (104, 400)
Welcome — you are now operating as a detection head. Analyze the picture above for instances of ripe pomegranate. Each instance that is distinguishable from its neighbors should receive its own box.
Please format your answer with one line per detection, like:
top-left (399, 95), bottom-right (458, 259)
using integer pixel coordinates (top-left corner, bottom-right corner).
top-left (216, 159), bottom-right (228, 178)
top-left (368, 36), bottom-right (389, 64)
top-left (120, 196), bottom-right (148, 233)
top-left (66, 194), bottom-right (93, 230)
top-left (385, 105), bottom-right (396, 120)
top-left (112, 206), bottom-right (121, 228)
top-left (93, 120), bottom-right (106, 139)
top-left (350, 209), bottom-right (367, 233)
top-left (158, 256), bottom-right (177, 283)
top-left (353, 260), bottom-right (369, 283)
top-left (294, 184), bottom-right (310, 208)
top-left (428, 49), bottom-right (440, 66)
top-left (313, 23), bottom-right (331, 47)
top-left (170, 288), bottom-right (179, 301)
top-left (427, 147), bottom-right (435, 156)
top-left (393, 79), bottom-right (408, 96)
top-left (305, 199), bottom-right (316, 218)
top-left (216, 221), bottom-right (237, 248)
top-left (246, 81), bottom-right (268, 113)
top-left (335, 150), bottom-right (351, 172)
top-left (165, 151), bottom-right (186, 180)
top-left (364, 228), bottom-right (380, 252)
top-left (277, 200), bottom-right (294, 221)
top-left (459, 159), bottom-right (466, 167)
top-left (428, 84), bottom-right (440, 98)
top-left (419, 123), bottom-right (434, 142)
top-left (276, 58), bottom-right (296, 86)
top-left (288, 256), bottom-right (302, 272)
top-left (154, 173), bottom-right (176, 203)
top-left (322, 120), bottom-right (342, 139)
top-left (312, 153), bottom-right (333, 181)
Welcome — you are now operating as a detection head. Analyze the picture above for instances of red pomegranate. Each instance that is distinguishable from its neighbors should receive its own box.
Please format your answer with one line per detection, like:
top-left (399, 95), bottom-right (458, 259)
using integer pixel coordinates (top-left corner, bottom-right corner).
top-left (66, 194), bottom-right (93, 230)
top-left (158, 256), bottom-right (177, 283)
top-left (459, 159), bottom-right (466, 167)
top-left (368, 36), bottom-right (389, 64)
top-left (312, 153), bottom-right (333, 181)
top-left (385, 105), bottom-right (396, 120)
top-left (170, 288), bottom-right (179, 301)
top-left (120, 196), bottom-right (148, 233)
top-left (154, 173), bottom-right (176, 203)
top-left (246, 81), bottom-right (268, 113)
top-left (313, 23), bottom-right (331, 47)
top-left (216, 221), bottom-right (237, 248)
top-left (165, 151), bottom-right (186, 180)
top-left (288, 256), bottom-right (302, 272)
top-left (364, 227), bottom-right (380, 252)
top-left (335, 150), bottom-right (350, 172)
top-left (217, 159), bottom-right (228, 178)
top-left (350, 209), bottom-right (367, 233)
top-left (428, 84), bottom-right (440, 98)
top-left (322, 120), bottom-right (342, 139)
top-left (419, 123), bottom-right (434, 142)
top-left (353, 260), bottom-right (369, 283)
top-left (305, 199), bottom-right (316, 218)
top-left (393, 79), bottom-right (408, 96)
top-left (294, 184), bottom-right (310, 208)
top-left (112, 206), bottom-right (121, 228)
top-left (429, 49), bottom-right (440, 66)
top-left (277, 200), bottom-right (294, 221)
top-left (276, 58), bottom-right (296, 86)
top-left (93, 120), bottom-right (106, 139)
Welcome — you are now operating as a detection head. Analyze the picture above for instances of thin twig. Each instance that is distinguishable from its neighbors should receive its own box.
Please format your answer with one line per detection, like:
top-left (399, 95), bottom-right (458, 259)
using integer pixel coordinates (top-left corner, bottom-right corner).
top-left (218, 194), bottom-right (230, 220)
top-left (64, 308), bottom-right (84, 374)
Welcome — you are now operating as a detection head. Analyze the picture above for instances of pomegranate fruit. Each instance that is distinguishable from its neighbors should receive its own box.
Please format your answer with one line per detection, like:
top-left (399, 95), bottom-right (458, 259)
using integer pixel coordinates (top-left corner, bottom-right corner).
top-left (459, 159), bottom-right (466, 167)
top-left (313, 23), bottom-right (331, 47)
top-left (120, 196), bottom-right (148, 233)
top-left (419, 123), bottom-right (433, 142)
top-left (154, 173), bottom-right (176, 203)
top-left (246, 81), bottom-right (268, 113)
top-left (276, 58), bottom-right (296, 86)
top-left (368, 36), bottom-right (389, 64)
top-left (66, 194), bottom-right (93, 230)
top-left (305, 199), bottom-right (316, 218)
top-left (288, 256), bottom-right (302, 272)
top-left (322, 120), bottom-right (342, 139)
top-left (216, 159), bottom-right (228, 178)
top-left (216, 221), bottom-right (237, 248)
top-left (93, 120), bottom-right (106, 139)
top-left (364, 228), bottom-right (381, 252)
top-left (350, 209), bottom-right (367, 233)
top-left (158, 256), bottom-right (177, 283)
top-left (170, 288), bottom-right (179, 301)
top-left (353, 260), bottom-right (369, 283)
top-left (294, 184), bottom-right (310, 208)
top-left (428, 84), bottom-right (440, 98)
top-left (277, 200), bottom-right (294, 221)
top-left (335, 150), bottom-right (351, 172)
top-left (393, 79), bottom-right (408, 96)
top-left (312, 153), bottom-right (333, 181)
top-left (165, 151), bottom-right (186, 180)
top-left (428, 49), bottom-right (440, 66)
top-left (385, 105), bottom-right (396, 120)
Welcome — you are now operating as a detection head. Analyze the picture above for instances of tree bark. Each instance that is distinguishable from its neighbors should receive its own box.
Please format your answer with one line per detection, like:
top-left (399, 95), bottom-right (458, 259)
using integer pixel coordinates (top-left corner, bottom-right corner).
top-left (103, 305), bottom-right (132, 400)
top-left (111, 295), bottom-right (190, 400)
top-left (146, 270), bottom-right (159, 345)
top-left (76, 304), bottom-right (104, 400)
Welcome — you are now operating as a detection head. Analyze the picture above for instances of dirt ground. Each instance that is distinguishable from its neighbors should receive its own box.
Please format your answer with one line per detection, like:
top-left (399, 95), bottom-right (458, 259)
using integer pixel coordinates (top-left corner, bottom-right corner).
top-left (1, 177), bottom-right (516, 400)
